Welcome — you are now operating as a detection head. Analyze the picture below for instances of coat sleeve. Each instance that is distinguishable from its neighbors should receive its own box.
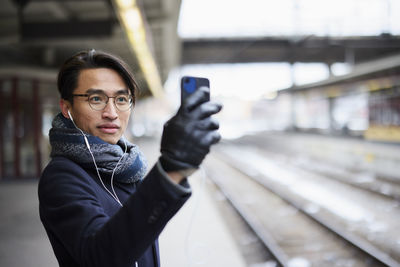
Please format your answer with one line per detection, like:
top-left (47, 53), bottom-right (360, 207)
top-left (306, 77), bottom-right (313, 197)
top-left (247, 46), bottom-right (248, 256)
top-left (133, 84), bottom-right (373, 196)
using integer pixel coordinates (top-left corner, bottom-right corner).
top-left (38, 158), bottom-right (191, 267)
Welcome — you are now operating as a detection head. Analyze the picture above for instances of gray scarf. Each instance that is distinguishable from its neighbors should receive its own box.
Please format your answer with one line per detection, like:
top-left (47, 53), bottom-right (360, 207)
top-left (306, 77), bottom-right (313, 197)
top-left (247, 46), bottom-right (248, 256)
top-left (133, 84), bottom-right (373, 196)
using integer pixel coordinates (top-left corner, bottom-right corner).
top-left (49, 113), bottom-right (147, 184)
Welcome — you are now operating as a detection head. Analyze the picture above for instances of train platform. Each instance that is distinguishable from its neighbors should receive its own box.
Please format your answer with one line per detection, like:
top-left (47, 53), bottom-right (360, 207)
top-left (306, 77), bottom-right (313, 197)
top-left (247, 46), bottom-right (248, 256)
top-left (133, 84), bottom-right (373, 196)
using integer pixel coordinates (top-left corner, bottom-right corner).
top-left (0, 137), bottom-right (247, 267)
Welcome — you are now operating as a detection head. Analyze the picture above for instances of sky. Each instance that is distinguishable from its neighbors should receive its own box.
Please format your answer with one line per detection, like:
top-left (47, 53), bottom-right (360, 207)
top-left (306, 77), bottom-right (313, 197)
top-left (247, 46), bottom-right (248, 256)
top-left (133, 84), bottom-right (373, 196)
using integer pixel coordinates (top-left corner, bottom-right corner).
top-left (170, 0), bottom-right (400, 101)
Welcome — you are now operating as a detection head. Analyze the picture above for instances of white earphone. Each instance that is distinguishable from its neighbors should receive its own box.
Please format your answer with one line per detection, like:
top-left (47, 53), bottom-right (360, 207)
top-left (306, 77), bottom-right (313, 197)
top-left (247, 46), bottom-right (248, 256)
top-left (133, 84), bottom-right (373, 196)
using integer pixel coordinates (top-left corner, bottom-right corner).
top-left (68, 110), bottom-right (91, 150)
top-left (67, 109), bottom-right (125, 206)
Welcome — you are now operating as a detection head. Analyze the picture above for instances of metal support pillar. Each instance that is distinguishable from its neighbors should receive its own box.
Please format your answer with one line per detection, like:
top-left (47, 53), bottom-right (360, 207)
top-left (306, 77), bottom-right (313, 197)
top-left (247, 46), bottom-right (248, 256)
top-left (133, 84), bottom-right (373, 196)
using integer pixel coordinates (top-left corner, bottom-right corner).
top-left (0, 81), bottom-right (3, 179)
top-left (33, 79), bottom-right (42, 178)
top-left (328, 97), bottom-right (335, 133)
top-left (11, 78), bottom-right (20, 178)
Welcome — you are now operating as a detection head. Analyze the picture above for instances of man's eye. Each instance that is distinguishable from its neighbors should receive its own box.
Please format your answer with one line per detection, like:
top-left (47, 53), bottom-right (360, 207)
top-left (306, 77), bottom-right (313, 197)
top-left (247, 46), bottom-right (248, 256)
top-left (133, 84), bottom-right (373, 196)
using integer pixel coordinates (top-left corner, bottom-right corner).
top-left (116, 96), bottom-right (129, 103)
top-left (89, 95), bottom-right (103, 103)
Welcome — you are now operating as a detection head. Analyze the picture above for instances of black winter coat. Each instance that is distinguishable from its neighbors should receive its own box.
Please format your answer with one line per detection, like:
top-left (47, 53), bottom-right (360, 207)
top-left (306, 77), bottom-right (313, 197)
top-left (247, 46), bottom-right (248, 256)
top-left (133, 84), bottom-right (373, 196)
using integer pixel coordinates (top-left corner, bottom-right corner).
top-left (38, 156), bottom-right (191, 267)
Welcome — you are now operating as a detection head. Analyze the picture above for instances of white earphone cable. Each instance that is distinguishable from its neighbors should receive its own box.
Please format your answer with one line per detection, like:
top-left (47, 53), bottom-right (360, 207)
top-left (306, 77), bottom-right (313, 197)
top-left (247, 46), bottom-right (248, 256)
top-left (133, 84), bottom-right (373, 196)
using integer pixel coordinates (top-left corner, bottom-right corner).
top-left (110, 138), bottom-right (128, 206)
top-left (68, 110), bottom-right (123, 206)
top-left (68, 112), bottom-right (137, 265)
top-left (86, 141), bottom-right (123, 206)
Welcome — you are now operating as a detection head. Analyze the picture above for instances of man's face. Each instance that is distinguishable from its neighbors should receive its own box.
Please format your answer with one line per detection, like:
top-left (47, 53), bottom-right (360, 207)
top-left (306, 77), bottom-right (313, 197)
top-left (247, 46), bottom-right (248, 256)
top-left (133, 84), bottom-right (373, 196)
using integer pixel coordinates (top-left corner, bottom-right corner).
top-left (67, 68), bottom-right (132, 144)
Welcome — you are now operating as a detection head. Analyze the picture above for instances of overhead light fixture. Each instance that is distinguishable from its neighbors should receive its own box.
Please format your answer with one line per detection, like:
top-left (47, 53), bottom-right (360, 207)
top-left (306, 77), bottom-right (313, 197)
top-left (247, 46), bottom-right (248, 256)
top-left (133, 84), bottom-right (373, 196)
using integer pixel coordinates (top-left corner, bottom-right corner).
top-left (112, 0), bottom-right (164, 98)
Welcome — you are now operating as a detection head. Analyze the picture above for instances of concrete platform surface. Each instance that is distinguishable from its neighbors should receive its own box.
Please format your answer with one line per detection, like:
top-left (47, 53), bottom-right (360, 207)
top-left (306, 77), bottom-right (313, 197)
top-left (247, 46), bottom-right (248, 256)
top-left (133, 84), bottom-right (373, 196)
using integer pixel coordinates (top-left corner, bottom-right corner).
top-left (0, 181), bottom-right (58, 267)
top-left (159, 171), bottom-right (247, 267)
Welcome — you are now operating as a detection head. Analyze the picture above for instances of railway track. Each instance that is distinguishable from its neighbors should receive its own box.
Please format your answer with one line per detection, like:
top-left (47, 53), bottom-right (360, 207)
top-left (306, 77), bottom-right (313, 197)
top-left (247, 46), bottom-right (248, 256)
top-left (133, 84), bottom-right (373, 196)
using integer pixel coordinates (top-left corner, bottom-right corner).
top-left (204, 150), bottom-right (400, 267)
top-left (230, 136), bottom-right (400, 202)
top-left (251, 148), bottom-right (400, 202)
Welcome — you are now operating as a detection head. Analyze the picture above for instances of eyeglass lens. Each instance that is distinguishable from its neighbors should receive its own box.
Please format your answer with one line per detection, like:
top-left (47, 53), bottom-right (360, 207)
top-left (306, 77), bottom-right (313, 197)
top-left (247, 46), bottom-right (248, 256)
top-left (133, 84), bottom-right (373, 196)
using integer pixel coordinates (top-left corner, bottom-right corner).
top-left (88, 93), bottom-right (132, 111)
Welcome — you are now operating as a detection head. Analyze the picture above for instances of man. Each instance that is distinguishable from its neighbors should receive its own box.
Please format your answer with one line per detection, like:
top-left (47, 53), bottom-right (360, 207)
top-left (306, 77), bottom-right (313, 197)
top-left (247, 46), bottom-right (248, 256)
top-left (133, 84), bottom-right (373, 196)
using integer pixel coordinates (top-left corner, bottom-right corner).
top-left (38, 49), bottom-right (222, 267)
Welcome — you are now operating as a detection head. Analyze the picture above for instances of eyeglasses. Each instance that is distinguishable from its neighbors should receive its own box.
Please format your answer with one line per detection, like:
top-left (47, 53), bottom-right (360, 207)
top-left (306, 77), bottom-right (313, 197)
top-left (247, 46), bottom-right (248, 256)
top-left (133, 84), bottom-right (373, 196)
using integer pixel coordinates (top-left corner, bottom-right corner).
top-left (73, 92), bottom-right (134, 111)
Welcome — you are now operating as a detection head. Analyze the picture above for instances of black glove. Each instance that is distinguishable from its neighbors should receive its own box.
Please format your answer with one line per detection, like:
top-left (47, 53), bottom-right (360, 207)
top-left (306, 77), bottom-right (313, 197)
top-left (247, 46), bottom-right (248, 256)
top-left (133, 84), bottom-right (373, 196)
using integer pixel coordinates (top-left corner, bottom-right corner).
top-left (159, 86), bottom-right (222, 173)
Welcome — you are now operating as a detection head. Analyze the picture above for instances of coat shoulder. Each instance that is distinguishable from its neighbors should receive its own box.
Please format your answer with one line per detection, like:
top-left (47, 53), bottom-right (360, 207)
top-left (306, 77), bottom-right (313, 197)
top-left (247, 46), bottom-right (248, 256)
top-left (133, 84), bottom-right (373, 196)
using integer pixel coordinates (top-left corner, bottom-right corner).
top-left (38, 157), bottom-right (94, 199)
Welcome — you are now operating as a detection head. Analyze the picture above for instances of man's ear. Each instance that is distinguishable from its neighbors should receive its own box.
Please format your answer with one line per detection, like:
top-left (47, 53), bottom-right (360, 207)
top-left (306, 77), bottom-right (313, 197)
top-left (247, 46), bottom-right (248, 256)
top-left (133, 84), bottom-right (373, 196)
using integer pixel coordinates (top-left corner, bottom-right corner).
top-left (60, 99), bottom-right (72, 119)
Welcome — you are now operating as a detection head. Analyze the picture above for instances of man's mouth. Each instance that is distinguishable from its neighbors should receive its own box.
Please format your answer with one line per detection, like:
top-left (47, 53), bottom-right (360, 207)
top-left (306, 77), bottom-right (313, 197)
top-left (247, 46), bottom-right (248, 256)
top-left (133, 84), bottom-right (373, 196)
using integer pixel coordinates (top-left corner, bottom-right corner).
top-left (97, 123), bottom-right (120, 134)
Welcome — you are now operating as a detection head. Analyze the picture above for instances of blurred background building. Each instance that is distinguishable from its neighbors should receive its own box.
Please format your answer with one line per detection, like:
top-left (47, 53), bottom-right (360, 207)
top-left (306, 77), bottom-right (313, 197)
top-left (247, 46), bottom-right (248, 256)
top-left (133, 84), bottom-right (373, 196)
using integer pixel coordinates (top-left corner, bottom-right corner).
top-left (1, 0), bottom-right (400, 266)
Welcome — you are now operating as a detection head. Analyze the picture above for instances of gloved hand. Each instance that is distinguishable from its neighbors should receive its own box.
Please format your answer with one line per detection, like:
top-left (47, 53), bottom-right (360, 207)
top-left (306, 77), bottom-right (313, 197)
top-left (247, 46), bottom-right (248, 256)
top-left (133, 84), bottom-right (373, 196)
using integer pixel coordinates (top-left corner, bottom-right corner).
top-left (159, 86), bottom-right (222, 173)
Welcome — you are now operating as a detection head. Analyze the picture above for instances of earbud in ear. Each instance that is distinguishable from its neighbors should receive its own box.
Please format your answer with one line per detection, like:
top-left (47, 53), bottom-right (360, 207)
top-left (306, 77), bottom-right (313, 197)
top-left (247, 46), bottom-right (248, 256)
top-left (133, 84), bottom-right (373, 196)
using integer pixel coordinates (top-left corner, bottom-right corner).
top-left (66, 109), bottom-right (91, 150)
top-left (67, 110), bottom-right (74, 122)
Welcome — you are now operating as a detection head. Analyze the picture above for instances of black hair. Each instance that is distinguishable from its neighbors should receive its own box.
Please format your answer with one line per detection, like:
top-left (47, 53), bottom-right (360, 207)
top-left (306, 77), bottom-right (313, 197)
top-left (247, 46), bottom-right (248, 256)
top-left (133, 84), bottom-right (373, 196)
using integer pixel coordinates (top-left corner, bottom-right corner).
top-left (57, 49), bottom-right (139, 105)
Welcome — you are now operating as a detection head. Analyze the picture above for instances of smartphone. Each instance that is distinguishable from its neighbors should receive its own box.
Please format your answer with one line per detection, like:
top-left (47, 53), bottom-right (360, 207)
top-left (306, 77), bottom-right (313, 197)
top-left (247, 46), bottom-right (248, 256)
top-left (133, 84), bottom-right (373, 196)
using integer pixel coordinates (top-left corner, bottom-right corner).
top-left (181, 76), bottom-right (210, 104)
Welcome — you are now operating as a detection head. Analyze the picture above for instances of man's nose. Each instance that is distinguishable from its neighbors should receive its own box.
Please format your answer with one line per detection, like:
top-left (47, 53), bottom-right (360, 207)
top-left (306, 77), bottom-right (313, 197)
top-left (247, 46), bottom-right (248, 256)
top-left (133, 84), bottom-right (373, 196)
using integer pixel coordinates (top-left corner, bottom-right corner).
top-left (102, 99), bottom-right (118, 120)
